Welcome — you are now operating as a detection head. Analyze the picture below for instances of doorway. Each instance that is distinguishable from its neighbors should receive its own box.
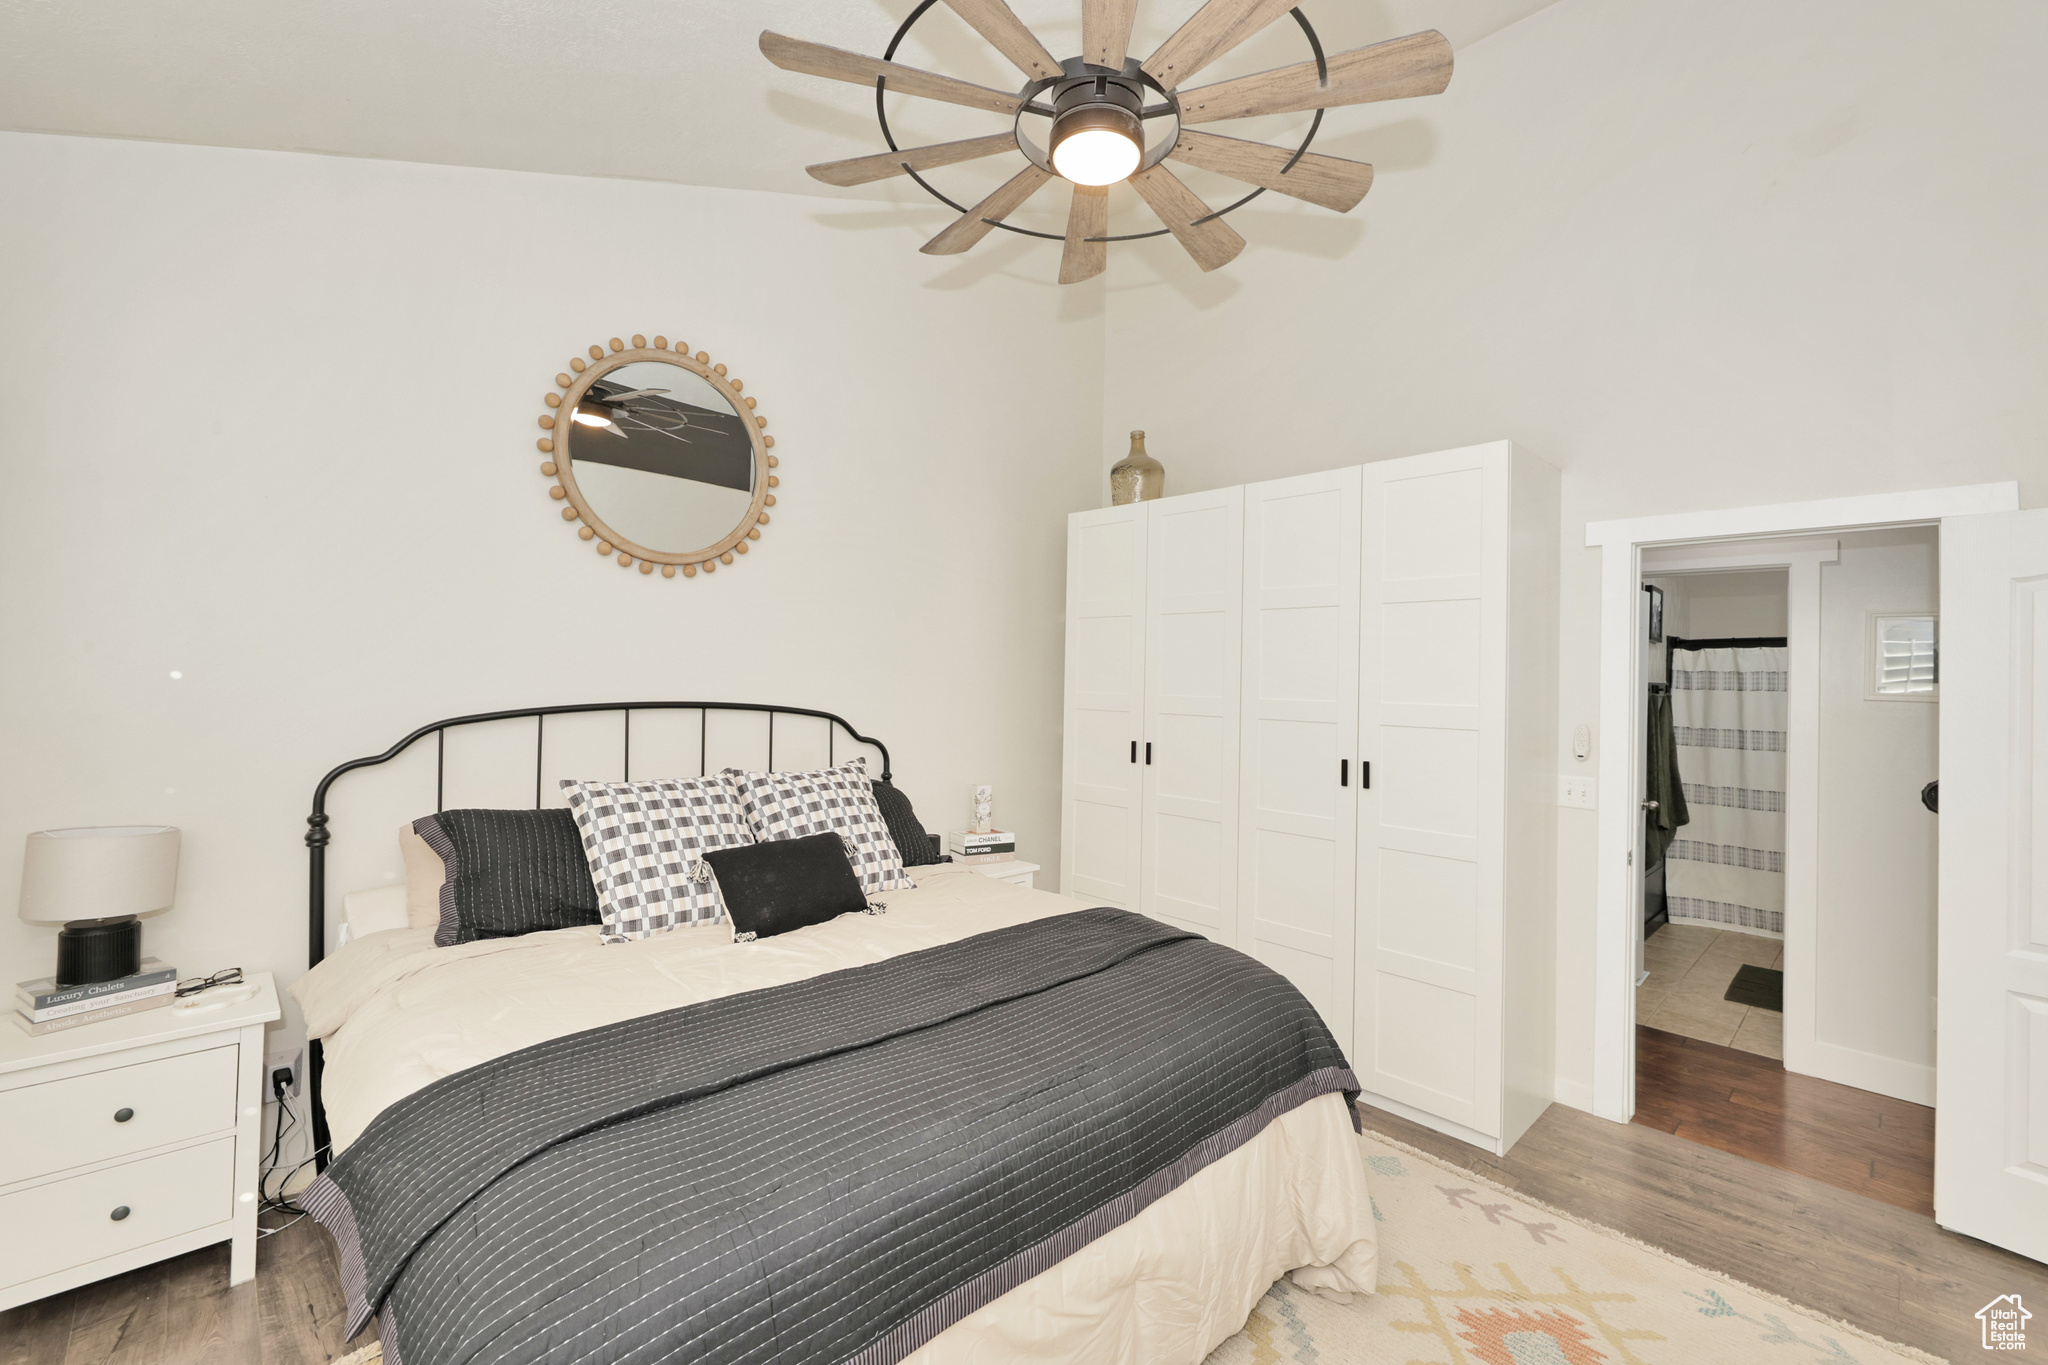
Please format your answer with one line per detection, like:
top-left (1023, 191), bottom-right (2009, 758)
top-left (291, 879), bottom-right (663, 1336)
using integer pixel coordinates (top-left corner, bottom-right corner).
top-left (1628, 537), bottom-right (1944, 1213)
top-left (1638, 566), bottom-right (1791, 1061)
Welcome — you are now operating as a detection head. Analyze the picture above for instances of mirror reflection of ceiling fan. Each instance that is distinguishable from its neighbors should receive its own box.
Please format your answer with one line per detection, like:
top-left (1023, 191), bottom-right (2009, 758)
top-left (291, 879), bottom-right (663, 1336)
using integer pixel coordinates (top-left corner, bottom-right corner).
top-left (572, 385), bottom-right (697, 443)
top-left (760, 0), bottom-right (1454, 282)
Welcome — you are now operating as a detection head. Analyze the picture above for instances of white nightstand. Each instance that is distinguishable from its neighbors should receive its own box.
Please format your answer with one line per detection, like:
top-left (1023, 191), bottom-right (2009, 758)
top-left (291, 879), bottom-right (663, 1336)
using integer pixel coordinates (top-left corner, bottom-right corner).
top-left (0, 972), bottom-right (280, 1311)
top-left (969, 860), bottom-right (1040, 889)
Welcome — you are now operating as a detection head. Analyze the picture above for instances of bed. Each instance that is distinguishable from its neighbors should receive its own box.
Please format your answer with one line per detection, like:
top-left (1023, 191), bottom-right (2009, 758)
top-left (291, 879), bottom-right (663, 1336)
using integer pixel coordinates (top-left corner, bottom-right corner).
top-left (293, 702), bottom-right (1377, 1365)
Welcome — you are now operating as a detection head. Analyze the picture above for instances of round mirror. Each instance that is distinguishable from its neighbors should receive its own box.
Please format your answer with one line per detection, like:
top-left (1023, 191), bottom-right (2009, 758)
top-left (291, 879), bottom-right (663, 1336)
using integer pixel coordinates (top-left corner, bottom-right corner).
top-left (537, 337), bottom-right (778, 579)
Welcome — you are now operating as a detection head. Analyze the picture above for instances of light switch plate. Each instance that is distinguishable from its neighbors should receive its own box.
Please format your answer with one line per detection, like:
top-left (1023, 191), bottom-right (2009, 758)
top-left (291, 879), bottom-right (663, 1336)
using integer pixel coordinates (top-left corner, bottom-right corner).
top-left (1558, 775), bottom-right (1597, 809)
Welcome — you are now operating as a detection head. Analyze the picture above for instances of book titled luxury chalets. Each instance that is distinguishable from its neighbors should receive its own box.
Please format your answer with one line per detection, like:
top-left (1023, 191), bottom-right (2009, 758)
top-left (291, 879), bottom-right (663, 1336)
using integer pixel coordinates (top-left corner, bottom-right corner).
top-left (16, 959), bottom-right (178, 1024)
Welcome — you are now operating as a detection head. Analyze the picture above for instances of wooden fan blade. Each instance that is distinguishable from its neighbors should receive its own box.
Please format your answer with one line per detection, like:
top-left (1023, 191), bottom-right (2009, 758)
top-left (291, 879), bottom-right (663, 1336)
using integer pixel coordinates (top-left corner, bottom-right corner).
top-left (1082, 0), bottom-right (1143, 71)
top-left (941, 0), bottom-right (1063, 82)
top-left (1128, 164), bottom-right (1246, 272)
top-left (760, 32), bottom-right (1023, 116)
top-left (808, 133), bottom-right (1022, 188)
top-left (1060, 184), bottom-right (1110, 284)
top-left (1143, 0), bottom-right (1296, 91)
top-left (1178, 29), bottom-right (1453, 125)
top-left (921, 164), bottom-right (1058, 255)
top-left (1166, 129), bottom-right (1374, 212)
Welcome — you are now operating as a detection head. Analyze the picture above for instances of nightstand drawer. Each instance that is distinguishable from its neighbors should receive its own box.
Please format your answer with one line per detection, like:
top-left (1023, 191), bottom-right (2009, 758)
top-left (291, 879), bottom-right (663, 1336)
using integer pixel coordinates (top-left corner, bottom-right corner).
top-left (0, 1045), bottom-right (238, 1184)
top-left (0, 1137), bottom-right (234, 1289)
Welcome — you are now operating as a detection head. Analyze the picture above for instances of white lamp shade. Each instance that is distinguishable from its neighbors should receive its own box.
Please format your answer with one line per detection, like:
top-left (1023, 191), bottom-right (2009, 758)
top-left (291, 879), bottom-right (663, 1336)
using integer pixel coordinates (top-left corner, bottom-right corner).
top-left (18, 826), bottom-right (181, 925)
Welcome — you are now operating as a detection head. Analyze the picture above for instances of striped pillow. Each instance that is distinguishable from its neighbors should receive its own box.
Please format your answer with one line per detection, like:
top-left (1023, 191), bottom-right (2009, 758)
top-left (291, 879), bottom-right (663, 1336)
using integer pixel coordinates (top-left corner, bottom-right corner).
top-left (724, 757), bottom-right (915, 896)
top-left (560, 776), bottom-right (755, 943)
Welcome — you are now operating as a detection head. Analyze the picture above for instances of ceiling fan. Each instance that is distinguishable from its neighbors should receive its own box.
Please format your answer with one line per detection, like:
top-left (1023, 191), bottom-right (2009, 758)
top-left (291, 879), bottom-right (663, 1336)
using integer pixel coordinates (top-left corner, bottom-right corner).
top-left (759, 0), bottom-right (1453, 283)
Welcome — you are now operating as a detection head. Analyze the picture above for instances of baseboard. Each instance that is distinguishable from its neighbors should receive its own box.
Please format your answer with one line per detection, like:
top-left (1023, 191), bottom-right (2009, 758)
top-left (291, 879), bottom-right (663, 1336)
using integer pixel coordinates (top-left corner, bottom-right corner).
top-left (1790, 1038), bottom-right (1935, 1107)
top-left (1550, 1075), bottom-right (1596, 1114)
top-left (1355, 1087), bottom-right (1507, 1156)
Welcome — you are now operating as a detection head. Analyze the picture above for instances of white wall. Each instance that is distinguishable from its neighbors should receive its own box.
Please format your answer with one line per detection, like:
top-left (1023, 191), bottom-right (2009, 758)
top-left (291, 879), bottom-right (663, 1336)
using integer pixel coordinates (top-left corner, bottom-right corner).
top-left (0, 134), bottom-right (1103, 1050)
top-left (1815, 527), bottom-right (1938, 1082)
top-left (1682, 572), bottom-right (1788, 640)
top-left (1099, 0), bottom-right (2047, 1102)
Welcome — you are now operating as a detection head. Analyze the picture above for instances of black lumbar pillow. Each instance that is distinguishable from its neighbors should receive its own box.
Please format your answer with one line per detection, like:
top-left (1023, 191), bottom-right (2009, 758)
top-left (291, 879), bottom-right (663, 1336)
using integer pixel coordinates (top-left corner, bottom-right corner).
top-left (414, 809), bottom-right (603, 947)
top-left (705, 833), bottom-right (871, 941)
top-left (870, 780), bottom-right (942, 866)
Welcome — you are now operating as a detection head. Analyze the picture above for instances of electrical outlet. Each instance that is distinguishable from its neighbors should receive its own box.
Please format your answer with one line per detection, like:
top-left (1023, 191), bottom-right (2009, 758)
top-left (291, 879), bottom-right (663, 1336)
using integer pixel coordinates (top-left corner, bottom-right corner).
top-left (1558, 776), bottom-right (1597, 809)
top-left (264, 1045), bottom-right (303, 1101)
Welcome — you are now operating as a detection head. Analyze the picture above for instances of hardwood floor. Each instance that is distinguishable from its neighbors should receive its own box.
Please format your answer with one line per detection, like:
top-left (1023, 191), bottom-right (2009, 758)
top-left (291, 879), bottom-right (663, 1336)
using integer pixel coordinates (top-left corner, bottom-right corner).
top-left (1633, 1022), bottom-right (1936, 1215)
top-left (0, 1214), bottom-right (376, 1365)
top-left (1361, 1097), bottom-right (2045, 1363)
top-left (8, 1094), bottom-right (2039, 1364)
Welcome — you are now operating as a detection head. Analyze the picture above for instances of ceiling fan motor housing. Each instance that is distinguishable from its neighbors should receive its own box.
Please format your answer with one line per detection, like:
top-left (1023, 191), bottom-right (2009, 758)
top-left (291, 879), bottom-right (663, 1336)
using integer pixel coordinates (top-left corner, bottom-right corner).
top-left (1045, 64), bottom-right (1152, 185)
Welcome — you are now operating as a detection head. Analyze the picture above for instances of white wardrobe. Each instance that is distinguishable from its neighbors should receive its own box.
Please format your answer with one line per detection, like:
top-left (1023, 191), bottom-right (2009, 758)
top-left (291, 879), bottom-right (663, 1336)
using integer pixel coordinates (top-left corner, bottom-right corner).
top-left (1060, 441), bottom-right (1560, 1155)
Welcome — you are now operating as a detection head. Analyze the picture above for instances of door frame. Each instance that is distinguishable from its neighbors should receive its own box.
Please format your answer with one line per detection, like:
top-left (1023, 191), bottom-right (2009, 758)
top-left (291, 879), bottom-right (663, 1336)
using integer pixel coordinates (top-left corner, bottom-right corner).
top-left (1583, 482), bottom-right (2019, 1122)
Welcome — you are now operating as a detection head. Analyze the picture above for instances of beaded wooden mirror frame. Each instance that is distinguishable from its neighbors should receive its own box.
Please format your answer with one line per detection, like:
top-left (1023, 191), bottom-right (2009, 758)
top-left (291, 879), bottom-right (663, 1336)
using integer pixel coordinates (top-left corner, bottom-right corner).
top-left (536, 334), bottom-right (780, 579)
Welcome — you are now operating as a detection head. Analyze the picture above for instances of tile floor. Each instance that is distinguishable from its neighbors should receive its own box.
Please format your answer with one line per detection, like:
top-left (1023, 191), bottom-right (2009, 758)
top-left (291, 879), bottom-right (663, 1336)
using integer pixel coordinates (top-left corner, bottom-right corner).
top-left (1637, 921), bottom-right (1784, 1058)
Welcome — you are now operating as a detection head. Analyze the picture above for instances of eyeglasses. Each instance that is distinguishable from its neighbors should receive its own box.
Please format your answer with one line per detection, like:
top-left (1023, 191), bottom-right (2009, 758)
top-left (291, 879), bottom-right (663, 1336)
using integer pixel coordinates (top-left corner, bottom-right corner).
top-left (175, 967), bottom-right (244, 998)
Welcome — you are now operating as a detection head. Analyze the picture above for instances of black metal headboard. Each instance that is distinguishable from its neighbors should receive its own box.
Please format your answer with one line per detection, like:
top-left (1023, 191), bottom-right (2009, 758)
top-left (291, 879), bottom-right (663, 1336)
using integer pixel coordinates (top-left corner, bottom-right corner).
top-left (301, 700), bottom-right (893, 1171)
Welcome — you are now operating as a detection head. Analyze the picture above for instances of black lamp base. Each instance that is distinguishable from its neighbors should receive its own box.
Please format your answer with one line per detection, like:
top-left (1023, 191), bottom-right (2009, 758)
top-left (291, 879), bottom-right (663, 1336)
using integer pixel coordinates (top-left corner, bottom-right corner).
top-left (56, 916), bottom-right (143, 988)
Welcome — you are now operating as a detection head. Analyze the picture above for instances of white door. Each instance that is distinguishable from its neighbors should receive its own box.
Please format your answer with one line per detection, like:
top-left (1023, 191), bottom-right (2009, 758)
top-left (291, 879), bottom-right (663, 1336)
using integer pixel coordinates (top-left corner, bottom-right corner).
top-left (1141, 489), bottom-right (1244, 942)
top-left (1238, 469), bottom-right (1361, 1039)
top-left (1355, 451), bottom-right (1500, 1135)
top-left (1062, 506), bottom-right (1147, 908)
top-left (1936, 507), bottom-right (2048, 1262)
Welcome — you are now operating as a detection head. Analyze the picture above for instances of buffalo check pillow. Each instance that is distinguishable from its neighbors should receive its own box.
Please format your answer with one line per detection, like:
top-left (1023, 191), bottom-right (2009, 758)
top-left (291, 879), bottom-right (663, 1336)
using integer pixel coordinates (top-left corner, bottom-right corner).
top-left (560, 775), bottom-right (755, 942)
top-left (724, 756), bottom-right (915, 896)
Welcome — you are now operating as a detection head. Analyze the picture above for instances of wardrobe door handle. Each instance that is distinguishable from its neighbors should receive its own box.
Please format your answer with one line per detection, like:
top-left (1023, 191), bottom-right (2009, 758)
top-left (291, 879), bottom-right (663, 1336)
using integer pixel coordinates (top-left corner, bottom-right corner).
top-left (1130, 741), bottom-right (1137, 764)
top-left (1144, 742), bottom-right (1152, 765)
top-left (1361, 761), bottom-right (1370, 790)
top-left (1340, 759), bottom-right (1349, 787)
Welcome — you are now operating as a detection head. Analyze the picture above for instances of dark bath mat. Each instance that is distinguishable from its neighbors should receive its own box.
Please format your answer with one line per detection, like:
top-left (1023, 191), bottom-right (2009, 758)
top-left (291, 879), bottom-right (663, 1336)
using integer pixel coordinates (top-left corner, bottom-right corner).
top-left (1724, 964), bottom-right (1783, 1012)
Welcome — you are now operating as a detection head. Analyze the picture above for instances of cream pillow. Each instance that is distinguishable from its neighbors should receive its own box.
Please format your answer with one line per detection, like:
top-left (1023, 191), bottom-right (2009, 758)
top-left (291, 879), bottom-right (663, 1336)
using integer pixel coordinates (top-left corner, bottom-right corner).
top-left (400, 822), bottom-right (447, 932)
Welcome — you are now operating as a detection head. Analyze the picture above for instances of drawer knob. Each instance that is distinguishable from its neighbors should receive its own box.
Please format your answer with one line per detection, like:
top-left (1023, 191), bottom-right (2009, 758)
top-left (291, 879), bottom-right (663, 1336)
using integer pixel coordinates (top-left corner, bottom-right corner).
top-left (114, 1107), bottom-right (135, 1123)
top-left (110, 1206), bottom-right (131, 1221)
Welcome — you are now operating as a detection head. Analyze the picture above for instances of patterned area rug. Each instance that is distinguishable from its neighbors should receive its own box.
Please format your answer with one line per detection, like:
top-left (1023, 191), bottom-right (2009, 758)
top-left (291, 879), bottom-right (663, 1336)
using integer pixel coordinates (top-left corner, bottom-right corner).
top-left (1206, 1129), bottom-right (1940, 1365)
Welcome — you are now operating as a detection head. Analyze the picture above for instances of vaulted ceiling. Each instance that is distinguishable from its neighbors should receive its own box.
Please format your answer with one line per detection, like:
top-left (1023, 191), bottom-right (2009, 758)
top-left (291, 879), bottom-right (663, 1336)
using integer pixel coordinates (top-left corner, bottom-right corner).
top-left (0, 0), bottom-right (1564, 207)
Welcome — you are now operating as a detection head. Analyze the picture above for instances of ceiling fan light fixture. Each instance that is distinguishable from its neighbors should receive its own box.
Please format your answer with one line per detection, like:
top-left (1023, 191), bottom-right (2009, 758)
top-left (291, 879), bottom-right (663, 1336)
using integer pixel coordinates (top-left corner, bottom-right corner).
top-left (1052, 120), bottom-right (1142, 186)
top-left (1049, 86), bottom-right (1144, 187)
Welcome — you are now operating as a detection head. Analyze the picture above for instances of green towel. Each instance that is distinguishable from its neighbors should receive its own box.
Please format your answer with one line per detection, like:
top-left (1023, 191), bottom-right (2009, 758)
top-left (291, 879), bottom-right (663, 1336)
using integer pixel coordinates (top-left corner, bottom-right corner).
top-left (1645, 690), bottom-right (1689, 872)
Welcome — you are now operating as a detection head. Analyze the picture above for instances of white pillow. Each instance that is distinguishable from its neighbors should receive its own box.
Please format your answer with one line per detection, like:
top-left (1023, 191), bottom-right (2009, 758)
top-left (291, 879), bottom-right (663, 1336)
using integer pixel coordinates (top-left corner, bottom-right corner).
top-left (343, 885), bottom-right (412, 939)
top-left (560, 775), bottom-right (754, 943)
top-left (399, 823), bottom-right (446, 932)
top-left (724, 756), bottom-right (915, 897)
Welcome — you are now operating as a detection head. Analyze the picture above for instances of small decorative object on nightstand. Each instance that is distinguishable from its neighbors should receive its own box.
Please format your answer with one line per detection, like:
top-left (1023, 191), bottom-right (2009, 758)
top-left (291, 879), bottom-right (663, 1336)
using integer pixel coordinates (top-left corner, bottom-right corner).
top-left (968, 785), bottom-right (994, 836)
top-left (0, 971), bottom-right (280, 1310)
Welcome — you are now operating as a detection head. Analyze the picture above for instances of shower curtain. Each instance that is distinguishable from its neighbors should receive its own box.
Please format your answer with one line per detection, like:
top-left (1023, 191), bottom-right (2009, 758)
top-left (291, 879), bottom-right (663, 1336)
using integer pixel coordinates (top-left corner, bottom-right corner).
top-left (1666, 644), bottom-right (1788, 935)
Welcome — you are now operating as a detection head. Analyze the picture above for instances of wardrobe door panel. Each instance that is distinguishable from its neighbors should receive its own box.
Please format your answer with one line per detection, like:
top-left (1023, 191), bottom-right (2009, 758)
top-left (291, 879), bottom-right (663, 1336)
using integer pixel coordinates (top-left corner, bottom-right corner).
top-left (1063, 507), bottom-right (1148, 908)
top-left (1357, 451), bottom-right (1502, 1136)
top-left (1140, 489), bottom-right (1243, 940)
top-left (1238, 469), bottom-right (1361, 1042)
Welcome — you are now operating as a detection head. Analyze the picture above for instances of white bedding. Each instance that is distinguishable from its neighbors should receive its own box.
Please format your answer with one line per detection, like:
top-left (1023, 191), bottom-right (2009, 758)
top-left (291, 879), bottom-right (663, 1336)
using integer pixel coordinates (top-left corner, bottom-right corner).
top-left (294, 864), bottom-right (1377, 1364)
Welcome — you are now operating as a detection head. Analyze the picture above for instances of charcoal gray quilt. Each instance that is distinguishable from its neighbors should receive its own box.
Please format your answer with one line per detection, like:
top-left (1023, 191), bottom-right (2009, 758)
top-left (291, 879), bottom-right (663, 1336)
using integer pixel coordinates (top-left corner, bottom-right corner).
top-left (304, 907), bottom-right (1359, 1365)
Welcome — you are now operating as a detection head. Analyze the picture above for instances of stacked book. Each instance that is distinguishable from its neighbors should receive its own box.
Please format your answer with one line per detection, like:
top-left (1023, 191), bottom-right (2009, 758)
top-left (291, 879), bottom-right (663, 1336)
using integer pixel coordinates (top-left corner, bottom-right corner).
top-left (15, 959), bottom-right (178, 1037)
top-left (948, 830), bottom-right (1016, 866)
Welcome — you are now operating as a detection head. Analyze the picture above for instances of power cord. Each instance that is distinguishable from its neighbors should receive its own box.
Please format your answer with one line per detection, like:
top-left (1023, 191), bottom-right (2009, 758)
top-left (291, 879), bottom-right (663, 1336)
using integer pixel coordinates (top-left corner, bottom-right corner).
top-left (257, 1065), bottom-right (329, 1239)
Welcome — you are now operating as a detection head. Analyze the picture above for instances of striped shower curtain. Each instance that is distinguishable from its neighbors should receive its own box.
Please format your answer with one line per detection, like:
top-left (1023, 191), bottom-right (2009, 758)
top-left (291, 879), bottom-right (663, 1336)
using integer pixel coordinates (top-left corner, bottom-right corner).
top-left (1666, 645), bottom-right (1788, 935)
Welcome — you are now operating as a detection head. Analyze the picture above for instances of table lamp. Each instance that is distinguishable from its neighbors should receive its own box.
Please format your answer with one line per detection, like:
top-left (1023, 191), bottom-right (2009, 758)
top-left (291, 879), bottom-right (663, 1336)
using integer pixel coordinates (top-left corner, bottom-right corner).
top-left (18, 826), bottom-right (180, 987)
